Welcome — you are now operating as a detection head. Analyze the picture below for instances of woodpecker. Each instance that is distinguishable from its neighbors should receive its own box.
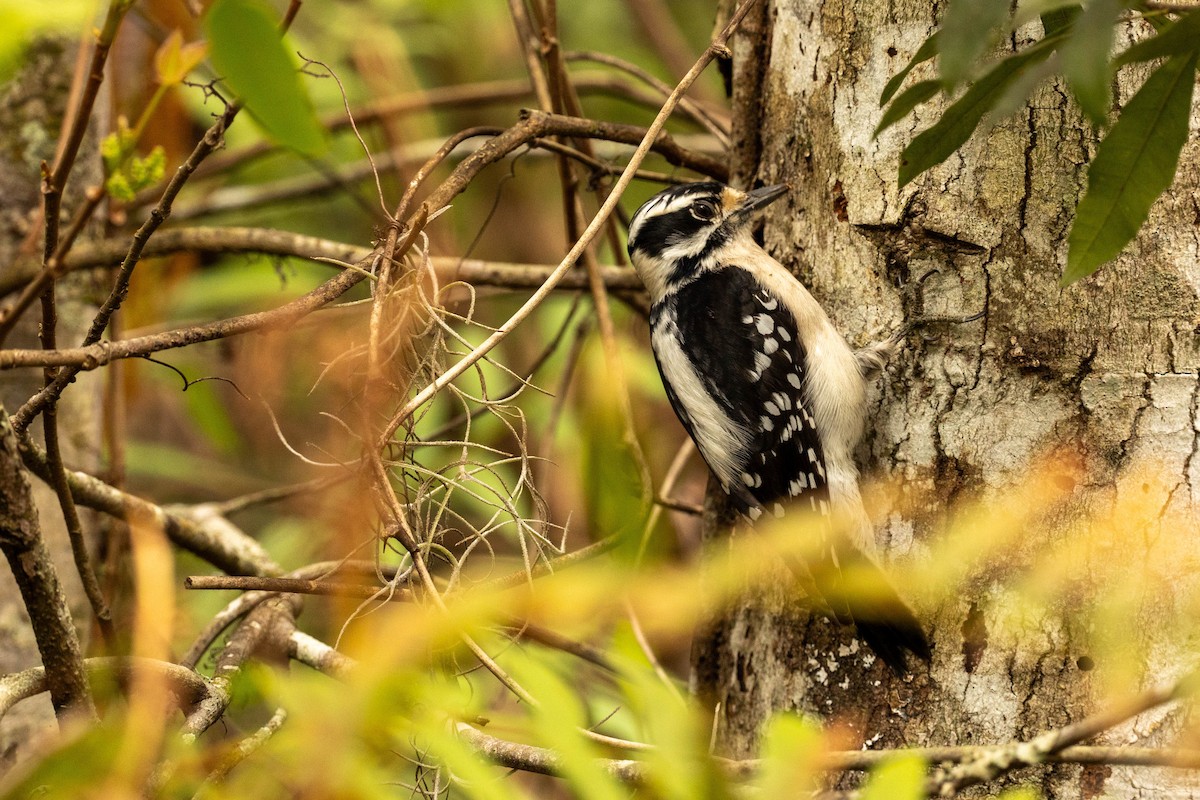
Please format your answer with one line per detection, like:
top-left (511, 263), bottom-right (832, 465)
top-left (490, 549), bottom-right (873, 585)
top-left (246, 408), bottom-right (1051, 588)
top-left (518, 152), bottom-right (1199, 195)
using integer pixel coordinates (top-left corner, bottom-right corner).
top-left (627, 181), bottom-right (931, 673)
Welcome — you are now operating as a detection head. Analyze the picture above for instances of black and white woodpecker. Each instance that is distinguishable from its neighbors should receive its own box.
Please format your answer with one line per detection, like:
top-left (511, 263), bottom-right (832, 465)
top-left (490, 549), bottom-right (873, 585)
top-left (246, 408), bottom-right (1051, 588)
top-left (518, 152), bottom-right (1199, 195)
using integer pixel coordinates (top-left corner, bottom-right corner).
top-left (627, 181), bottom-right (931, 674)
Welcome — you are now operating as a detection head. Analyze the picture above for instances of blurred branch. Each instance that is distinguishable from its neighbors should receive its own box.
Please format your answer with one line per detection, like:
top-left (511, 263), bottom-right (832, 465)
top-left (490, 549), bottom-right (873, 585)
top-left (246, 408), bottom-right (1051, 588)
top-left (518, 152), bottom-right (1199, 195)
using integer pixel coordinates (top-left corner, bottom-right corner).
top-left (0, 657), bottom-right (214, 720)
top-left (288, 629), bottom-right (355, 678)
top-left (185, 72), bottom-right (704, 185)
top-left (169, 133), bottom-right (709, 222)
top-left (620, 0), bottom-right (721, 105)
top-left (565, 50), bottom-right (730, 143)
top-left (53, 226), bottom-right (644, 291)
top-left (415, 108), bottom-right (727, 220)
top-left (192, 707), bottom-right (288, 794)
top-left (18, 436), bottom-right (282, 576)
top-left (1, 231), bottom-right (649, 373)
top-left (186, 574), bottom-right (413, 600)
top-left (181, 560), bottom-right (404, 669)
top-left (183, 595), bottom-right (300, 741)
top-left (456, 718), bottom-right (1200, 785)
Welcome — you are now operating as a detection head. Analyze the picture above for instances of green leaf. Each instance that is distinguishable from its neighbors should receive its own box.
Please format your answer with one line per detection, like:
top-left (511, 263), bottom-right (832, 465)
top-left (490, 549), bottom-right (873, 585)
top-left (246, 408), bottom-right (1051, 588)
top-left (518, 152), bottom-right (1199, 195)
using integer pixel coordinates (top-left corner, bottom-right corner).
top-left (881, 33), bottom-right (940, 106)
top-left (875, 79), bottom-right (941, 137)
top-left (899, 41), bottom-right (1056, 186)
top-left (1012, 0), bottom-right (1079, 29)
top-left (1064, 51), bottom-right (1198, 284)
top-left (985, 54), bottom-right (1058, 121)
top-left (1116, 9), bottom-right (1200, 67)
top-left (938, 0), bottom-right (1012, 86)
top-left (1059, 0), bottom-right (1121, 124)
top-left (203, 0), bottom-right (326, 156)
top-left (860, 754), bottom-right (928, 800)
top-left (1039, 4), bottom-right (1082, 36)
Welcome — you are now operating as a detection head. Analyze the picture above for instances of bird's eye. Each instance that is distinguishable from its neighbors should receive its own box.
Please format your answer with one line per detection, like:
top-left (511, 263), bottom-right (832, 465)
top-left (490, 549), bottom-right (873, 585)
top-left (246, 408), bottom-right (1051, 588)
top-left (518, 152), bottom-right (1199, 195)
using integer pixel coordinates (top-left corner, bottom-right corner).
top-left (691, 200), bottom-right (718, 221)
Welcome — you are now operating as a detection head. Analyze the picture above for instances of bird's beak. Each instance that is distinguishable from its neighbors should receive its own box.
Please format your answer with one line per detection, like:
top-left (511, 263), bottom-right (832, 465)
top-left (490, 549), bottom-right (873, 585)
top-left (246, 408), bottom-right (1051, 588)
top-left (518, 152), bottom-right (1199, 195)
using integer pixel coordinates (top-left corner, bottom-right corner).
top-left (728, 184), bottom-right (788, 227)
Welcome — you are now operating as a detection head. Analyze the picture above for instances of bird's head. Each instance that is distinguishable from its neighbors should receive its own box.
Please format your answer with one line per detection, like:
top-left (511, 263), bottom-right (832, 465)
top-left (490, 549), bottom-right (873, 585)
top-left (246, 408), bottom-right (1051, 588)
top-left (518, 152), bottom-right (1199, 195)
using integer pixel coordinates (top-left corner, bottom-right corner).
top-left (626, 181), bottom-right (788, 300)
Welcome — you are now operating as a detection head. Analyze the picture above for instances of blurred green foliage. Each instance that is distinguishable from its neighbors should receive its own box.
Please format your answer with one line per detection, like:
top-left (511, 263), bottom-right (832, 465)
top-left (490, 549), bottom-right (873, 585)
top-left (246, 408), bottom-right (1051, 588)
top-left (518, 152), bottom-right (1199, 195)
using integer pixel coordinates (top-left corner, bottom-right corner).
top-left (6, 0), bottom-right (1196, 798)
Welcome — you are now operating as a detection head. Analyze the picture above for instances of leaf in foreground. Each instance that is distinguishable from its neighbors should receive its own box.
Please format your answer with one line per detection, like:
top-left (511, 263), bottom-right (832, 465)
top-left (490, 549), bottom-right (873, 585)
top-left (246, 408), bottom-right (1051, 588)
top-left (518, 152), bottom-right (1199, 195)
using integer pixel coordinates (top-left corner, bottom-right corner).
top-left (204, 0), bottom-right (326, 156)
top-left (898, 43), bottom-right (1055, 187)
top-left (859, 754), bottom-right (927, 800)
top-left (938, 0), bottom-right (1012, 87)
top-left (880, 33), bottom-right (940, 106)
top-left (1057, 0), bottom-right (1120, 124)
top-left (1116, 9), bottom-right (1200, 67)
top-left (1063, 51), bottom-right (1198, 285)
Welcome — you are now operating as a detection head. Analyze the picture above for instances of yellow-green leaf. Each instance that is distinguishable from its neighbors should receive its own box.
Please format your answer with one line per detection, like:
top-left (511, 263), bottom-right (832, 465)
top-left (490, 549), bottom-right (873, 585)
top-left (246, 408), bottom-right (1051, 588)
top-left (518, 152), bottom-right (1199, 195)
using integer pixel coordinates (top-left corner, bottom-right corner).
top-left (154, 29), bottom-right (207, 86)
top-left (755, 714), bottom-right (822, 799)
top-left (860, 754), bottom-right (927, 800)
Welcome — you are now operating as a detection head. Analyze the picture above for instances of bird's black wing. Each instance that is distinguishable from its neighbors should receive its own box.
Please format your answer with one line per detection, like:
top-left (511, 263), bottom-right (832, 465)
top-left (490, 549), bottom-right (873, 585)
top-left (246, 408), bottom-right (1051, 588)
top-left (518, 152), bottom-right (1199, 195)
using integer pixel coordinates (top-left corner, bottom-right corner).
top-left (667, 266), bottom-right (830, 517)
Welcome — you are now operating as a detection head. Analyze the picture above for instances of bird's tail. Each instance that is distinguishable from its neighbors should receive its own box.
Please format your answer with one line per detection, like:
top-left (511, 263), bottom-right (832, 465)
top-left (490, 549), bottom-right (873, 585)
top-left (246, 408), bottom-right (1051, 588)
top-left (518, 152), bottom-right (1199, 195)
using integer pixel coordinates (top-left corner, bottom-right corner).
top-left (786, 539), bottom-right (932, 675)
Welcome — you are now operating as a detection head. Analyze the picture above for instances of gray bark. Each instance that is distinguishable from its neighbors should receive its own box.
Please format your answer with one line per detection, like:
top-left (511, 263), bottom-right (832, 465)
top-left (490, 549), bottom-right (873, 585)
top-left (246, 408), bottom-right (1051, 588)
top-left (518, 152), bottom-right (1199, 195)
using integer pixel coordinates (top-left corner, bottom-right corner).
top-left (0, 38), bottom-right (104, 770)
top-left (692, 3), bottom-right (1200, 798)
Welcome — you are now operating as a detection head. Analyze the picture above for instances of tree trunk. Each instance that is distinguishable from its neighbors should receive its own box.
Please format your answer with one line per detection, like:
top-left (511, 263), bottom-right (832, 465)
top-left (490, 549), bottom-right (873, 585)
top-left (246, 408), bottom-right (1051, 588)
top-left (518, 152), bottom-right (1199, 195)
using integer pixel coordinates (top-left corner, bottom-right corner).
top-left (0, 38), bottom-right (104, 770)
top-left (692, 3), bottom-right (1200, 798)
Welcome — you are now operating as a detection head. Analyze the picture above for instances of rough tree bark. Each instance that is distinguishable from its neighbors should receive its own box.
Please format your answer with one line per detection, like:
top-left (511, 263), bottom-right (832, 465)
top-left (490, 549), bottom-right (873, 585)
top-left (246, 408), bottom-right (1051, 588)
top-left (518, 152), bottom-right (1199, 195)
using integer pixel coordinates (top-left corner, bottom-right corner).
top-left (0, 39), bottom-right (104, 770)
top-left (692, 3), bottom-right (1200, 798)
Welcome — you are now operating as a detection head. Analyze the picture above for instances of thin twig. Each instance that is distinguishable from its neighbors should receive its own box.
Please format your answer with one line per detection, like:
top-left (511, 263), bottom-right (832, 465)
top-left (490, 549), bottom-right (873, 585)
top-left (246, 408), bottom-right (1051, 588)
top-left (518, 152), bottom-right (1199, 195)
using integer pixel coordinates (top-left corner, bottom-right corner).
top-left (185, 574), bottom-right (413, 600)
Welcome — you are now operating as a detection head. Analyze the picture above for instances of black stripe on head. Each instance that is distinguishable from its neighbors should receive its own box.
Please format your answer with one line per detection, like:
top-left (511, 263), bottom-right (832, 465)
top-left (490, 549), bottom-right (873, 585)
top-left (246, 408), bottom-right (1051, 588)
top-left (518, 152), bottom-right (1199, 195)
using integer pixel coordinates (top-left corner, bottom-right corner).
top-left (627, 182), bottom-right (726, 260)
